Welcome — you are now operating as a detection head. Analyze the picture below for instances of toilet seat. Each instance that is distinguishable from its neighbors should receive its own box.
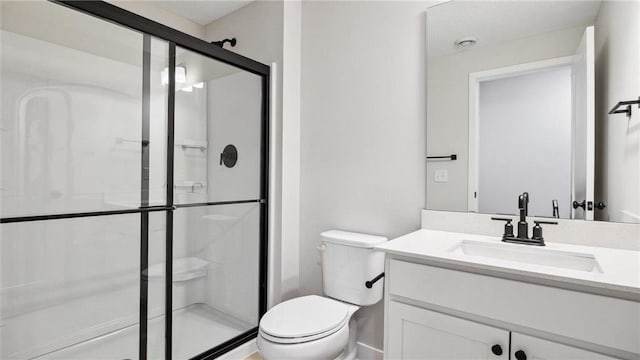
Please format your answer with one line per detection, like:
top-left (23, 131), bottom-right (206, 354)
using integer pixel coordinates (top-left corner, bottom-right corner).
top-left (259, 320), bottom-right (348, 344)
top-left (259, 295), bottom-right (350, 344)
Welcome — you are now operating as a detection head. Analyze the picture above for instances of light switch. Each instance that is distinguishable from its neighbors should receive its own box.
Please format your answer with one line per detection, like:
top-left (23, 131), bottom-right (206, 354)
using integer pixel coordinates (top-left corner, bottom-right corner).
top-left (434, 169), bottom-right (448, 183)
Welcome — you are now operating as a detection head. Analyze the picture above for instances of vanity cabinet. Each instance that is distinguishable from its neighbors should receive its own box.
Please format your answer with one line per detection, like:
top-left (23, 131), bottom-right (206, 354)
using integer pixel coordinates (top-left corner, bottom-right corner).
top-left (387, 301), bottom-right (616, 359)
top-left (387, 301), bottom-right (509, 359)
top-left (384, 259), bottom-right (638, 359)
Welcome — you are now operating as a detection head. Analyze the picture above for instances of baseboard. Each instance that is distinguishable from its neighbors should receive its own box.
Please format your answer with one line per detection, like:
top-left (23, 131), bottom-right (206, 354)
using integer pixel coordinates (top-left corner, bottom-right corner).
top-left (217, 338), bottom-right (257, 360)
top-left (357, 342), bottom-right (383, 360)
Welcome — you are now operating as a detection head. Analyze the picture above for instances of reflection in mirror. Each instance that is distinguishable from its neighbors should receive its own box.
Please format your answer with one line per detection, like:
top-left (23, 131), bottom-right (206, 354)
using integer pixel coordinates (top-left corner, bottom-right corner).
top-left (425, 1), bottom-right (639, 223)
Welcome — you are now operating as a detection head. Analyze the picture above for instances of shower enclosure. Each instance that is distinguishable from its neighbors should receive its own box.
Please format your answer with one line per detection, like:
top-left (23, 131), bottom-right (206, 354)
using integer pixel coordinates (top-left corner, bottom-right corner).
top-left (0, 1), bottom-right (269, 359)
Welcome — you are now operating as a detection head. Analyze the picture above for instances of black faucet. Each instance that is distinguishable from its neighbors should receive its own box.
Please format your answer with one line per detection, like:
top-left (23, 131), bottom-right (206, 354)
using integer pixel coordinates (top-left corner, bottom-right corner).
top-left (491, 192), bottom-right (557, 246)
top-left (517, 192), bottom-right (529, 239)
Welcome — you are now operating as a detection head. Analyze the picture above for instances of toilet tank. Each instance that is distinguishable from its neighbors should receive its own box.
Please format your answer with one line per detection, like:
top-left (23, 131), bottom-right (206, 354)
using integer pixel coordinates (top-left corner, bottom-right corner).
top-left (320, 230), bottom-right (387, 306)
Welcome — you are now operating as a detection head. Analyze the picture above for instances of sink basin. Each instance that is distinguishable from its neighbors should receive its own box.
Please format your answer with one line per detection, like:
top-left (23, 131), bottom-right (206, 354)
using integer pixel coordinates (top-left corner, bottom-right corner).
top-left (450, 240), bottom-right (602, 273)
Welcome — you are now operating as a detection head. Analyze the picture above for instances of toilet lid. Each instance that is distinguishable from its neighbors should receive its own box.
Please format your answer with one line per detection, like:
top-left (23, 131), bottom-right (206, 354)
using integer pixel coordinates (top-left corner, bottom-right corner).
top-left (260, 295), bottom-right (349, 339)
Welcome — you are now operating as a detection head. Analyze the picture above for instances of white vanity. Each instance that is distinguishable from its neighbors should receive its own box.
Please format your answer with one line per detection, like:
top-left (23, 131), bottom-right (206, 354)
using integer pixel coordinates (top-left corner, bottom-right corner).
top-left (375, 229), bottom-right (640, 360)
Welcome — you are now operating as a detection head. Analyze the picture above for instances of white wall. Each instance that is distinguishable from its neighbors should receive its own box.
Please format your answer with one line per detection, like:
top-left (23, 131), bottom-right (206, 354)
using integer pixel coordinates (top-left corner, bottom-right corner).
top-left (109, 0), bottom-right (205, 39)
top-left (299, 1), bottom-right (432, 350)
top-left (280, 0), bottom-right (302, 303)
top-left (426, 26), bottom-right (586, 212)
top-left (477, 68), bottom-right (572, 218)
top-left (594, 1), bottom-right (640, 223)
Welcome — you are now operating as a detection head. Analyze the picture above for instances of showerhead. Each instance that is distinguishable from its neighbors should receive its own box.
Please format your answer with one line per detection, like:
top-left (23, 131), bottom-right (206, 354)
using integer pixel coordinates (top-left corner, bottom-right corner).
top-left (211, 38), bottom-right (237, 48)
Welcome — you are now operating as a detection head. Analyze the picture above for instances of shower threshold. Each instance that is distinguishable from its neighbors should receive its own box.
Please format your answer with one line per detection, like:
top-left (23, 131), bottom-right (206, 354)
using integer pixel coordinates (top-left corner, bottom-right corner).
top-left (34, 304), bottom-right (253, 360)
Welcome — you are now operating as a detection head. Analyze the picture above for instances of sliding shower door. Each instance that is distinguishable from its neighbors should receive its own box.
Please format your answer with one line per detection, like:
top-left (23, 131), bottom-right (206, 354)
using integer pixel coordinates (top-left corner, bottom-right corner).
top-left (1, 1), bottom-right (269, 360)
top-left (1, 1), bottom-right (170, 359)
top-left (171, 47), bottom-right (264, 359)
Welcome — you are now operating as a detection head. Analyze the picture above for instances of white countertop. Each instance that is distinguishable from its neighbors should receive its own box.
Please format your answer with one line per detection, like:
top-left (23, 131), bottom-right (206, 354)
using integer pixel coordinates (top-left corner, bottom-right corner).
top-left (375, 229), bottom-right (640, 300)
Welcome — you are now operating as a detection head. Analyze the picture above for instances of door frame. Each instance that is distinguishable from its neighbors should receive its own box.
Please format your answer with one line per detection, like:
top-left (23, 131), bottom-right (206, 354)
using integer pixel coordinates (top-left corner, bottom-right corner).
top-left (467, 56), bottom-right (574, 212)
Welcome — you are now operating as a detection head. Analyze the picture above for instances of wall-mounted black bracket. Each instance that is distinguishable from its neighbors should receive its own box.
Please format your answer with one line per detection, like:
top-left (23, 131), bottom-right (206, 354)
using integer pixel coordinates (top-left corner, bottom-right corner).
top-left (211, 38), bottom-right (237, 48)
top-left (426, 154), bottom-right (457, 160)
top-left (365, 272), bottom-right (385, 289)
top-left (572, 200), bottom-right (586, 210)
top-left (609, 97), bottom-right (640, 118)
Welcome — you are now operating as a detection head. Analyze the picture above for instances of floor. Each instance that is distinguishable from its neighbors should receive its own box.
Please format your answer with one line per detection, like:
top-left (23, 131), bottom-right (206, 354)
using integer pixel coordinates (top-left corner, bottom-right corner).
top-left (245, 352), bottom-right (263, 360)
top-left (35, 304), bottom-right (253, 360)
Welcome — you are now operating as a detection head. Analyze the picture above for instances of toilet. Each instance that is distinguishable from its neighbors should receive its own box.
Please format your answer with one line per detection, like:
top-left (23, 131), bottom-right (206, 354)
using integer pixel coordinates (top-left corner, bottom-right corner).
top-left (257, 230), bottom-right (387, 360)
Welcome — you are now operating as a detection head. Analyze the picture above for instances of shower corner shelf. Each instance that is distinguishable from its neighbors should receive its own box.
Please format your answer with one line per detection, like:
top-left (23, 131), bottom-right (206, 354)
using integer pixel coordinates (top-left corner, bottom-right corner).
top-left (174, 181), bottom-right (207, 188)
top-left (145, 257), bottom-right (210, 282)
top-left (176, 139), bottom-right (207, 152)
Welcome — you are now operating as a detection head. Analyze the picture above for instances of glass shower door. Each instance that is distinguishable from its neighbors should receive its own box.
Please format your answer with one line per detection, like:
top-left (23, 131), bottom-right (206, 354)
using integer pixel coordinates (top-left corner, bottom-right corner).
top-left (1, 1), bottom-right (169, 359)
top-left (171, 46), bottom-right (264, 359)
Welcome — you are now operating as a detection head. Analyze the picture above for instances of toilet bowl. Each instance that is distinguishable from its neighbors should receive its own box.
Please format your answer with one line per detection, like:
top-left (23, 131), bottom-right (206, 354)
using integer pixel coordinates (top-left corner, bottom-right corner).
top-left (257, 230), bottom-right (387, 360)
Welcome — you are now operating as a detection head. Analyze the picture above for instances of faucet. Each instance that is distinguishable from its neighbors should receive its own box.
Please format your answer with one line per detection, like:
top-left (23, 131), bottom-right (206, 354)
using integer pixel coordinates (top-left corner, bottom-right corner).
top-left (492, 192), bottom-right (557, 246)
top-left (517, 192), bottom-right (529, 239)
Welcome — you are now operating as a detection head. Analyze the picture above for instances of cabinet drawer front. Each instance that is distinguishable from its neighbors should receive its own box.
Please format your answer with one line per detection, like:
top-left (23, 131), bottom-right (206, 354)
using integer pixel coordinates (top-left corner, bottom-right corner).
top-left (387, 301), bottom-right (509, 360)
top-left (388, 260), bottom-right (640, 355)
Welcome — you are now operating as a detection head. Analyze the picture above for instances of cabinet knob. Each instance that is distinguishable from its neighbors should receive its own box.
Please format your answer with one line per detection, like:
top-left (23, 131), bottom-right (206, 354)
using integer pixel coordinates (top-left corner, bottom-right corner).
top-left (514, 350), bottom-right (527, 360)
top-left (491, 344), bottom-right (503, 356)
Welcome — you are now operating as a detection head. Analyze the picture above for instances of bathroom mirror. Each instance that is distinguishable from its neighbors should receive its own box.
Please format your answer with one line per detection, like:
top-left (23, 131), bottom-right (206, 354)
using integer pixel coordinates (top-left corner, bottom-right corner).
top-left (425, 0), bottom-right (639, 223)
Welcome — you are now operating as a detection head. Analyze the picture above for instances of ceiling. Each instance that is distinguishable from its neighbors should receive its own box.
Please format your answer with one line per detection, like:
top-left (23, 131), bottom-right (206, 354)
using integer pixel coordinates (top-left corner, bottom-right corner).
top-left (427, 1), bottom-right (602, 58)
top-left (154, 0), bottom-right (254, 26)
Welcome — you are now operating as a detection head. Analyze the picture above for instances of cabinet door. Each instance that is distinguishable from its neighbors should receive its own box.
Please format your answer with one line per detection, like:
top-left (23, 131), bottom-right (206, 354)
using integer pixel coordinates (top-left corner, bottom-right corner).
top-left (387, 301), bottom-right (509, 359)
top-left (511, 333), bottom-right (620, 360)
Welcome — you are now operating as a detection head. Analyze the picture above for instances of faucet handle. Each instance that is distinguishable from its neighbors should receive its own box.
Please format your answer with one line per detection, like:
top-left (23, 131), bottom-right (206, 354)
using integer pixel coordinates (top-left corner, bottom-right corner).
top-left (532, 220), bottom-right (558, 242)
top-left (491, 217), bottom-right (514, 239)
top-left (534, 220), bottom-right (558, 225)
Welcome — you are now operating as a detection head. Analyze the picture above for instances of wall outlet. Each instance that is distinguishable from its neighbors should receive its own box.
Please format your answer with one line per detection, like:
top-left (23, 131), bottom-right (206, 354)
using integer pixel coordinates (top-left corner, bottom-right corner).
top-left (434, 169), bottom-right (448, 183)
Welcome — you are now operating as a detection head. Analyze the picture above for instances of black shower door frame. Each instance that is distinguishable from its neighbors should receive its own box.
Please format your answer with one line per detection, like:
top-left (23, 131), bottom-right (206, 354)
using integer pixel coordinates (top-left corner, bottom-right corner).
top-left (1, 1), bottom-right (270, 359)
